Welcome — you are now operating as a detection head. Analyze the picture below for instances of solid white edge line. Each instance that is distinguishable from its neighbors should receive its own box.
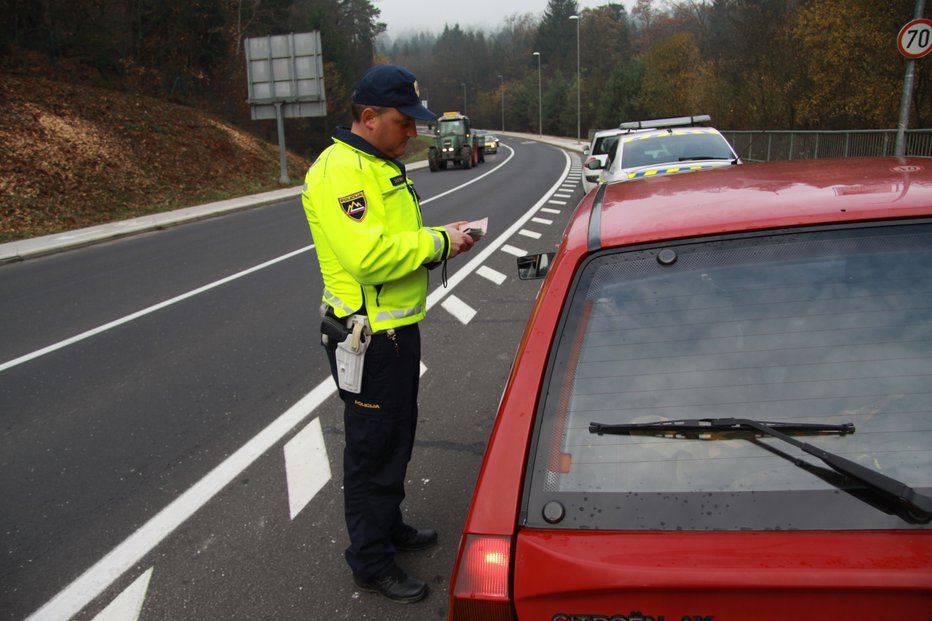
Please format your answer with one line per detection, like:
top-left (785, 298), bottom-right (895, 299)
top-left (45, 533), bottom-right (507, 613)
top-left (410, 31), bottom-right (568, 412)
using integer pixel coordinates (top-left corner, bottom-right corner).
top-left (419, 144), bottom-right (516, 206)
top-left (26, 145), bottom-right (574, 621)
top-left (0, 246), bottom-right (315, 373)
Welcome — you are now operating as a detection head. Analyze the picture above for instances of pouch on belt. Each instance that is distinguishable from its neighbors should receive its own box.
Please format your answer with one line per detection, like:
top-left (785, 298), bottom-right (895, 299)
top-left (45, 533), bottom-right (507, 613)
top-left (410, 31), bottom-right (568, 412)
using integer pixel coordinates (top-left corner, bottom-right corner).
top-left (333, 315), bottom-right (369, 393)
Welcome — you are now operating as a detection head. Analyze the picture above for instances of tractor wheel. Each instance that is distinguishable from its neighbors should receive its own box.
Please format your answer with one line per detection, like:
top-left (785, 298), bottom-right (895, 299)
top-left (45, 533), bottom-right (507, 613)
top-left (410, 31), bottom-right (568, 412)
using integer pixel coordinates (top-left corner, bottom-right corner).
top-left (439, 160), bottom-right (447, 170)
top-left (478, 146), bottom-right (485, 163)
top-left (461, 146), bottom-right (472, 169)
top-left (428, 148), bottom-right (439, 172)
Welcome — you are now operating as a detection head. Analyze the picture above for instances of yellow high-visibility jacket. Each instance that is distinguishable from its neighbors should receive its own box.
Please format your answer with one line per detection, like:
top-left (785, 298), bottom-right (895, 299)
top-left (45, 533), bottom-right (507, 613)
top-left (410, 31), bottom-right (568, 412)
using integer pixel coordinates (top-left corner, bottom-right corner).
top-left (302, 128), bottom-right (451, 332)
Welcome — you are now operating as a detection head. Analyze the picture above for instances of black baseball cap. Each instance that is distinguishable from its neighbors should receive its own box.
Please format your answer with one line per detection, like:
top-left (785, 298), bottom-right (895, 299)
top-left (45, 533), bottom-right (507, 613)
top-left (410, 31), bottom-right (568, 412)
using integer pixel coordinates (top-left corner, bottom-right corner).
top-left (352, 64), bottom-right (436, 121)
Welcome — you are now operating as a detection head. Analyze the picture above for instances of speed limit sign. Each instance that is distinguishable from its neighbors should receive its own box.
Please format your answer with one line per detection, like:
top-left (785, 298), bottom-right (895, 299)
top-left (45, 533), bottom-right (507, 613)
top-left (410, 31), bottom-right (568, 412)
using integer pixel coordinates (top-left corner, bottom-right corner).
top-left (898, 18), bottom-right (932, 59)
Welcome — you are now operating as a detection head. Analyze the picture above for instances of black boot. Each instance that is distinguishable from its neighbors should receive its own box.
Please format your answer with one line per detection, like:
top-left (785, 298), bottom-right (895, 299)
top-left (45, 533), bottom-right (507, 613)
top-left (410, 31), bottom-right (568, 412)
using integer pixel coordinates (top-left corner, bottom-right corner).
top-left (353, 565), bottom-right (428, 604)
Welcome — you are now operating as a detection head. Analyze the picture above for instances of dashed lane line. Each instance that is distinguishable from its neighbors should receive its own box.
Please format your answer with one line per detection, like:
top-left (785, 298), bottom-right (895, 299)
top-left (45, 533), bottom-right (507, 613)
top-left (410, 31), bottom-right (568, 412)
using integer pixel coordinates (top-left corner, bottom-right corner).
top-left (476, 265), bottom-right (507, 285)
top-left (441, 294), bottom-right (477, 325)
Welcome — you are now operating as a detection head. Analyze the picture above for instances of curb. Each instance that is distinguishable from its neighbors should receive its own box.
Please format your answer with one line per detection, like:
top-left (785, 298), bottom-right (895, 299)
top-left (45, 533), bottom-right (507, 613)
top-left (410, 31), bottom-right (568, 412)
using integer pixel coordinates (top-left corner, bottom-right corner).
top-left (0, 138), bottom-right (582, 263)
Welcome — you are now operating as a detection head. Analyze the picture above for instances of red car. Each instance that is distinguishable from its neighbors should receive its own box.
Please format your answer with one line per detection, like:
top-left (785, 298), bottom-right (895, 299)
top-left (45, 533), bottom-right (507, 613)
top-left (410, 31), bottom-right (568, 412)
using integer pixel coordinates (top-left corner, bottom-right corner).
top-left (449, 158), bottom-right (932, 620)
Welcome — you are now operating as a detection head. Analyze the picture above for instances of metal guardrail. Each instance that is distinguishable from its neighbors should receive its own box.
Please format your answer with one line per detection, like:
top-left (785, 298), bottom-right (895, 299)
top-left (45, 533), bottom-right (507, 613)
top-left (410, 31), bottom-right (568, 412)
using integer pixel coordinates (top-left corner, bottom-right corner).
top-left (721, 129), bottom-right (932, 162)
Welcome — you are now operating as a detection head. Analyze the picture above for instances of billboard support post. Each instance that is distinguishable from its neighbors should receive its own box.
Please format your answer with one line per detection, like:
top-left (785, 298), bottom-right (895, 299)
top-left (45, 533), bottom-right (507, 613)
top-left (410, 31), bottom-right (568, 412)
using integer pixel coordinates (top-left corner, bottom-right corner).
top-left (274, 103), bottom-right (289, 184)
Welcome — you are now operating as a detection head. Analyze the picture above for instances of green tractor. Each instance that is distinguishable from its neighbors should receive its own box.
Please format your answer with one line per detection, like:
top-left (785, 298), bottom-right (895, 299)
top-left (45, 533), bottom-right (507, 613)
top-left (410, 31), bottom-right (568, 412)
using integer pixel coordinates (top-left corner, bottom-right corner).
top-left (427, 111), bottom-right (484, 172)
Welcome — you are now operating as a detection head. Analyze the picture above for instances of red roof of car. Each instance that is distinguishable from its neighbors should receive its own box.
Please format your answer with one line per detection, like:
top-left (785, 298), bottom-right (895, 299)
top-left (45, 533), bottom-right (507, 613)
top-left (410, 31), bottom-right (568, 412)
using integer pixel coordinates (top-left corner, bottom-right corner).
top-left (572, 157), bottom-right (932, 252)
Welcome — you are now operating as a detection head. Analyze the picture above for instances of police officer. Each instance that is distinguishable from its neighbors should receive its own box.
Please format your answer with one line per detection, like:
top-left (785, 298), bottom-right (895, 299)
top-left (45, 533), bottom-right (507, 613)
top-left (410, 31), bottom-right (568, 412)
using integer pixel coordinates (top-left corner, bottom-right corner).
top-left (301, 64), bottom-right (476, 604)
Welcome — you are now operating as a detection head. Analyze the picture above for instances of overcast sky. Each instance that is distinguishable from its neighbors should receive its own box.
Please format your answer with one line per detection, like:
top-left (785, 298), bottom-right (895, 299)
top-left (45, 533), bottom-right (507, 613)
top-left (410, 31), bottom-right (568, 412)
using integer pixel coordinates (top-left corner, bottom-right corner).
top-left (374, 0), bottom-right (637, 39)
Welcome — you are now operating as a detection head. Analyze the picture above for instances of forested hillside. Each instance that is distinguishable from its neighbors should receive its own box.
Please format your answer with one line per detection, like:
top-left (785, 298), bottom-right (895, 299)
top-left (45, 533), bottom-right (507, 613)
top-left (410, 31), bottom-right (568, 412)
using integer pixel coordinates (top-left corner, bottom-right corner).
top-left (1, 0), bottom-right (927, 241)
top-left (385, 0), bottom-right (928, 136)
top-left (0, 72), bottom-right (310, 241)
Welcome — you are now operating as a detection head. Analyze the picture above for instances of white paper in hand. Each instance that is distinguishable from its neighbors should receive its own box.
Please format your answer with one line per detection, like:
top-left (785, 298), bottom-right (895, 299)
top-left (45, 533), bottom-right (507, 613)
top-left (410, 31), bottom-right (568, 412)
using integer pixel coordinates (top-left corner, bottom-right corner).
top-left (464, 217), bottom-right (488, 240)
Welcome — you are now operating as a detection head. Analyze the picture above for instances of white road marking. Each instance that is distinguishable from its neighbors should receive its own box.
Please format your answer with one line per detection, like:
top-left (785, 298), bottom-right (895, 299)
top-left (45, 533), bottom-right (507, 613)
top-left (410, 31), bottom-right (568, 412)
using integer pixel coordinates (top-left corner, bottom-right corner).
top-left (420, 361), bottom-right (428, 377)
top-left (540, 207), bottom-right (561, 214)
top-left (548, 200), bottom-right (567, 205)
top-left (284, 417), bottom-right (331, 520)
top-left (519, 229), bottom-right (542, 239)
top-left (0, 246), bottom-right (315, 373)
top-left (2, 147), bottom-right (519, 376)
top-left (500, 244), bottom-right (527, 257)
top-left (26, 148), bottom-right (575, 621)
top-left (531, 217), bottom-right (553, 225)
top-left (418, 145), bottom-right (515, 206)
top-left (476, 265), bottom-right (507, 285)
top-left (25, 381), bottom-right (337, 621)
top-left (89, 568), bottom-right (152, 621)
top-left (441, 294), bottom-right (477, 325)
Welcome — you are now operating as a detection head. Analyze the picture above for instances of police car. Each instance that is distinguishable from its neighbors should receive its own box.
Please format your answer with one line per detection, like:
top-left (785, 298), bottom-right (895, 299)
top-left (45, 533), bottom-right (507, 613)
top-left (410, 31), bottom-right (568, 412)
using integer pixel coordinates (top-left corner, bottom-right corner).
top-left (586, 115), bottom-right (740, 185)
top-left (581, 128), bottom-right (622, 194)
top-left (449, 157), bottom-right (932, 620)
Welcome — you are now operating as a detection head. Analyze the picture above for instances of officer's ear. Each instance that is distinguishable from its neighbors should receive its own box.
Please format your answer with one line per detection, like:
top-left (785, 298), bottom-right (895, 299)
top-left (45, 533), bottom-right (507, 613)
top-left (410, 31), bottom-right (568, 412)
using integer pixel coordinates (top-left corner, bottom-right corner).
top-left (360, 106), bottom-right (387, 129)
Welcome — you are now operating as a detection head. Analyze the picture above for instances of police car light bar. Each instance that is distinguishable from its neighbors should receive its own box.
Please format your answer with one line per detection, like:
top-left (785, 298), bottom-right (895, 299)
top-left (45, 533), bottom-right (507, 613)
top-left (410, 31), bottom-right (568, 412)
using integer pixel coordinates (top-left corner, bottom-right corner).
top-left (619, 115), bottom-right (711, 130)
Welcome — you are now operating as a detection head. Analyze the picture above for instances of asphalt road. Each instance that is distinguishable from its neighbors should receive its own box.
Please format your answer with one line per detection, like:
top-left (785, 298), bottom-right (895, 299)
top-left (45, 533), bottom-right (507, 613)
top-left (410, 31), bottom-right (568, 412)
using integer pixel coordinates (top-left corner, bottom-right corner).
top-left (0, 136), bottom-right (584, 621)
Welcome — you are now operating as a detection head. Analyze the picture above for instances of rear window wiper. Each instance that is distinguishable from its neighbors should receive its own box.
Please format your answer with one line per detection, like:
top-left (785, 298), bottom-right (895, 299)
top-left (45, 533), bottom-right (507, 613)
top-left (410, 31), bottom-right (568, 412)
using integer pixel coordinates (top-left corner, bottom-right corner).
top-left (589, 417), bottom-right (932, 525)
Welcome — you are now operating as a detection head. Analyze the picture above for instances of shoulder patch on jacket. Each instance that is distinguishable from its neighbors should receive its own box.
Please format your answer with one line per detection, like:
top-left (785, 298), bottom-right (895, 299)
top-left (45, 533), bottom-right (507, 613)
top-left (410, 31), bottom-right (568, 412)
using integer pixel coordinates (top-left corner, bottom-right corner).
top-left (390, 175), bottom-right (405, 186)
top-left (338, 191), bottom-right (367, 221)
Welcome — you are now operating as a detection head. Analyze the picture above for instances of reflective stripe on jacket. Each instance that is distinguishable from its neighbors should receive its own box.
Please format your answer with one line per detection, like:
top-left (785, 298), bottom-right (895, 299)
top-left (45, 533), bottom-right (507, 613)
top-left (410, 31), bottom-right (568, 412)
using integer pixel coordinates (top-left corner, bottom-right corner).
top-left (302, 128), bottom-right (450, 332)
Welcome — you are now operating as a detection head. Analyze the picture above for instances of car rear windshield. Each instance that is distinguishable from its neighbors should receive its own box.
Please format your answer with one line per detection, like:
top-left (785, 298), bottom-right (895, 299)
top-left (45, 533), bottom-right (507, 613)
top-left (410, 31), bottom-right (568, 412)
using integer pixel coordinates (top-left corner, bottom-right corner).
top-left (620, 131), bottom-right (734, 169)
top-left (523, 221), bottom-right (932, 531)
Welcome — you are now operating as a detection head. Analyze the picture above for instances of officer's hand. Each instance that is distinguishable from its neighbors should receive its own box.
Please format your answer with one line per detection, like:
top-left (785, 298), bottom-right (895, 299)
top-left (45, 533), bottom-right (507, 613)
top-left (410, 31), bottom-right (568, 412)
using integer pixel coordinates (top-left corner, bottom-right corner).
top-left (443, 221), bottom-right (476, 258)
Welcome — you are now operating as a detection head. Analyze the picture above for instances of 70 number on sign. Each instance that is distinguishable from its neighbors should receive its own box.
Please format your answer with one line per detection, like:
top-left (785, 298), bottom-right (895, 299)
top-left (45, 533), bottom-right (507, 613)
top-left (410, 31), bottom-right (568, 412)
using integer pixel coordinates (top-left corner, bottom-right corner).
top-left (898, 18), bottom-right (932, 59)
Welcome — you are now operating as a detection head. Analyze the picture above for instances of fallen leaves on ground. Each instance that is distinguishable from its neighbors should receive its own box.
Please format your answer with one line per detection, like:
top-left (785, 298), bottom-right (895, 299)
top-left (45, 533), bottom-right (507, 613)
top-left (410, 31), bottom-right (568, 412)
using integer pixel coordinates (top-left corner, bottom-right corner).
top-left (0, 73), bottom-right (311, 242)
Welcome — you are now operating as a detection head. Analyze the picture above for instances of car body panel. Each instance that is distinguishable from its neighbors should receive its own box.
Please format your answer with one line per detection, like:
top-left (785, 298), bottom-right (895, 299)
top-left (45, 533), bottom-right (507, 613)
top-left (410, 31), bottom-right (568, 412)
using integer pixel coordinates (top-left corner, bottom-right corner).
top-left (597, 158), bottom-right (932, 249)
top-left (514, 531), bottom-right (932, 619)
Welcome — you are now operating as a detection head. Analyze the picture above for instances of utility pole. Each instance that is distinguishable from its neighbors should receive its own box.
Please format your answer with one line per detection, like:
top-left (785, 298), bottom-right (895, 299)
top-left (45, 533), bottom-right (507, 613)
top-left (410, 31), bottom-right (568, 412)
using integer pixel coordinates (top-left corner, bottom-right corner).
top-left (533, 52), bottom-right (541, 136)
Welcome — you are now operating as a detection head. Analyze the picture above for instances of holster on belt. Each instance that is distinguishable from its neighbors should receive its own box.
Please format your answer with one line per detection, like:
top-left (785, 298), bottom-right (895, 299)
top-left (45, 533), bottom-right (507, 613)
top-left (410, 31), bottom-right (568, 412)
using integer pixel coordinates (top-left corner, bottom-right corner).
top-left (320, 304), bottom-right (370, 393)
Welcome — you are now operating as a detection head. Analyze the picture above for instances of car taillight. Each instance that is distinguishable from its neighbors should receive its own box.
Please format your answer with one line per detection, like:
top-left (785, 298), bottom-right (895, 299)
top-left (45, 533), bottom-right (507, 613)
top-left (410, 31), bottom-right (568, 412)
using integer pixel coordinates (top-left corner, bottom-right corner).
top-left (449, 535), bottom-right (516, 621)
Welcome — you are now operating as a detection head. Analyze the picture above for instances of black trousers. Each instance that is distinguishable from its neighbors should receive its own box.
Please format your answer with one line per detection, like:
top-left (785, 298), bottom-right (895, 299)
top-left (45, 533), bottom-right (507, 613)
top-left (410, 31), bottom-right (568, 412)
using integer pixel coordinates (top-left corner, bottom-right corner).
top-left (325, 323), bottom-right (420, 580)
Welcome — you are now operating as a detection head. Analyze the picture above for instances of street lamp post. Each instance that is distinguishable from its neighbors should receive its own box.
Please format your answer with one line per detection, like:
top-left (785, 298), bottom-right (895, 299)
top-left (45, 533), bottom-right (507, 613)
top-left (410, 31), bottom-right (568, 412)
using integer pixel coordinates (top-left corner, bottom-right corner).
top-left (569, 14), bottom-right (580, 144)
top-left (461, 82), bottom-right (467, 115)
top-left (532, 52), bottom-right (541, 136)
top-left (498, 74), bottom-right (504, 131)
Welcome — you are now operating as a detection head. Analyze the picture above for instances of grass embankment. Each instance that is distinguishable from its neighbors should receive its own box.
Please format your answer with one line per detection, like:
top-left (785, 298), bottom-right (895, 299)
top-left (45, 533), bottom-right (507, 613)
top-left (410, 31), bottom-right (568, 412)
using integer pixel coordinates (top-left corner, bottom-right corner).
top-left (0, 73), bottom-right (312, 243)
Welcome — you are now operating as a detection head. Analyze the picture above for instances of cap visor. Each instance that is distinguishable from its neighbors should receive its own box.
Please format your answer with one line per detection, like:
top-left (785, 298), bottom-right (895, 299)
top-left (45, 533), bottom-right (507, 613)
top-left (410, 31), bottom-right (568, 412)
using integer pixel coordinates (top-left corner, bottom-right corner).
top-left (398, 103), bottom-right (437, 121)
